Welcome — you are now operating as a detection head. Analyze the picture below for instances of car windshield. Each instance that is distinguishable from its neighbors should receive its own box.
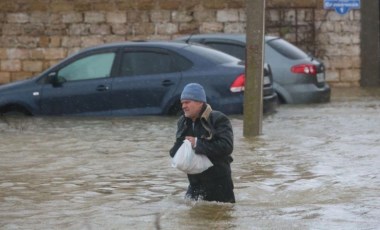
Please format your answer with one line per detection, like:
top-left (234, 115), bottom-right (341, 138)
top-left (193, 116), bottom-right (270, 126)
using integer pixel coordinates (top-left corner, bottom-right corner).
top-left (184, 44), bottom-right (240, 64)
top-left (266, 38), bottom-right (309, 60)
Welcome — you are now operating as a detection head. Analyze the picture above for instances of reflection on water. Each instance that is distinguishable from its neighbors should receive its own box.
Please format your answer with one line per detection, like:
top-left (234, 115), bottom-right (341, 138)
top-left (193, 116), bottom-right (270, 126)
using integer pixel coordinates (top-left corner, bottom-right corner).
top-left (1, 88), bottom-right (380, 229)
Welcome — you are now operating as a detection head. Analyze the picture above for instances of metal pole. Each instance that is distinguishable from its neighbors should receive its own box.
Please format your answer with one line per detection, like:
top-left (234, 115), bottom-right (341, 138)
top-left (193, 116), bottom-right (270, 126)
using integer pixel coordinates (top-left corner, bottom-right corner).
top-left (244, 0), bottom-right (265, 137)
top-left (360, 0), bottom-right (380, 86)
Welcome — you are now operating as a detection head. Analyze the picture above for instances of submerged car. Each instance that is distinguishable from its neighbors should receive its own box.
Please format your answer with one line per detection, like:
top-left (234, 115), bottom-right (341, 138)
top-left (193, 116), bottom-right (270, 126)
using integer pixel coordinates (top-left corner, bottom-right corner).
top-left (176, 34), bottom-right (331, 104)
top-left (0, 41), bottom-right (277, 116)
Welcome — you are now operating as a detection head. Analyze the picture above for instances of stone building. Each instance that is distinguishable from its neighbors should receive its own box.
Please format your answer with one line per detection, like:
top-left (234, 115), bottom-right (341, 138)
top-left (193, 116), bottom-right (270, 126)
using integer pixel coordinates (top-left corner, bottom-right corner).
top-left (0, 0), bottom-right (379, 87)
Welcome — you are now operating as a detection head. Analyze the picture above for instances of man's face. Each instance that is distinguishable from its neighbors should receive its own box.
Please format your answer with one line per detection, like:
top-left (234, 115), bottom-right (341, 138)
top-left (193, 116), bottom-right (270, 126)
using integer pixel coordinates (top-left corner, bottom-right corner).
top-left (181, 100), bottom-right (203, 120)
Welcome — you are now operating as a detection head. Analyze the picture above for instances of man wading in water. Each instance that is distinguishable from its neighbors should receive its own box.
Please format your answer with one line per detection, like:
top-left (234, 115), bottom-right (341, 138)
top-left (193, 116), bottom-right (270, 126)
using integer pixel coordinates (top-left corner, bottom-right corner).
top-left (170, 83), bottom-right (235, 203)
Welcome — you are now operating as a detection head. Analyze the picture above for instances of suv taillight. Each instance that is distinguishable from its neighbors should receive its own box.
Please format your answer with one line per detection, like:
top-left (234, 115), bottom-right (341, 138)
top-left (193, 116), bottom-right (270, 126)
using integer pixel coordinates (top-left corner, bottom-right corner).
top-left (230, 74), bottom-right (245, 92)
top-left (291, 64), bottom-right (317, 75)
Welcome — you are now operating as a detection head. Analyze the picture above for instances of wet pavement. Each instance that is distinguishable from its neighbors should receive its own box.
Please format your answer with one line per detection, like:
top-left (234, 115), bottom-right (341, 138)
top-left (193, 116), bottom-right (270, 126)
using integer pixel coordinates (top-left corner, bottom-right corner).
top-left (0, 87), bottom-right (379, 229)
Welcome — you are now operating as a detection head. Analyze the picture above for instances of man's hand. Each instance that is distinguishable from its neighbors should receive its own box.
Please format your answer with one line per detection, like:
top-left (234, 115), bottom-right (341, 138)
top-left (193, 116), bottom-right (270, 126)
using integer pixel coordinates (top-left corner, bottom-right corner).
top-left (185, 136), bottom-right (196, 148)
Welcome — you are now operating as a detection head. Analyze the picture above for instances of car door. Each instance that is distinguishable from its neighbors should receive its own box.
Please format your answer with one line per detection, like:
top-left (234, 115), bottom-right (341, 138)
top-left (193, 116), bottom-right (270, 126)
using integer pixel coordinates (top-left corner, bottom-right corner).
top-left (110, 47), bottom-right (182, 115)
top-left (39, 51), bottom-right (117, 116)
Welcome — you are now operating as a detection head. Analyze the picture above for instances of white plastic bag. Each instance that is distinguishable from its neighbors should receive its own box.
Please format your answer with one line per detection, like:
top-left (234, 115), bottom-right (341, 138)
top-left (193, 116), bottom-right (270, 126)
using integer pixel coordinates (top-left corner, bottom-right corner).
top-left (171, 139), bottom-right (213, 174)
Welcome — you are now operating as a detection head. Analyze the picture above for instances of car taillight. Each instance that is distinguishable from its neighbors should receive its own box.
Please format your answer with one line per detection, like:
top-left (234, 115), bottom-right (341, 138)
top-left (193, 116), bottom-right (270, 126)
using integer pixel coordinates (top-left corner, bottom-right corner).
top-left (291, 64), bottom-right (317, 75)
top-left (230, 74), bottom-right (245, 92)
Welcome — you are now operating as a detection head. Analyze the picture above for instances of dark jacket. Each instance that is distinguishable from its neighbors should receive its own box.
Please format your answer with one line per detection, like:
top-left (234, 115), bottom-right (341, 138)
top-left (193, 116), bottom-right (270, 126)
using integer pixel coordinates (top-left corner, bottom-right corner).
top-left (169, 103), bottom-right (234, 183)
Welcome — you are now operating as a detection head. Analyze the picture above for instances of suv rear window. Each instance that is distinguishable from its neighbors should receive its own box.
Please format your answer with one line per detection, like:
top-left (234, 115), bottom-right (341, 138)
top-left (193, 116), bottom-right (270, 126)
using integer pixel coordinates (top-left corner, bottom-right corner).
top-left (185, 44), bottom-right (240, 64)
top-left (266, 38), bottom-right (309, 60)
top-left (206, 42), bottom-right (245, 60)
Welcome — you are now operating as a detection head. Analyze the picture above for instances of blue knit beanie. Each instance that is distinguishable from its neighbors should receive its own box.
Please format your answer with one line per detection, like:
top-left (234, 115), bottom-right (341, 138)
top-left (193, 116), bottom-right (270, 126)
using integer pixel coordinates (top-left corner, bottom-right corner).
top-left (180, 83), bottom-right (207, 103)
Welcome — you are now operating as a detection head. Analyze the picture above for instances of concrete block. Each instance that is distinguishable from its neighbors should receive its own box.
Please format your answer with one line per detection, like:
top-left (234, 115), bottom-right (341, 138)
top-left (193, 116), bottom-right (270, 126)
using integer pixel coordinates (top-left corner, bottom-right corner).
top-left (106, 12), bottom-right (127, 24)
top-left (7, 13), bottom-right (29, 23)
top-left (85, 12), bottom-right (105, 23)
top-left (217, 9), bottom-right (239, 22)
top-left (200, 22), bottom-right (223, 33)
top-left (151, 10), bottom-right (171, 23)
top-left (22, 60), bottom-right (43, 72)
top-left (1, 60), bottom-right (21, 72)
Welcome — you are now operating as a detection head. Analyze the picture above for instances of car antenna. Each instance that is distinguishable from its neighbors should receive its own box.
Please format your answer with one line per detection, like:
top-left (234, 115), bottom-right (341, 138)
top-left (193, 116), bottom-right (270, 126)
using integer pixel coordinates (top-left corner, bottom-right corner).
top-left (185, 33), bottom-right (195, 44)
top-left (308, 52), bottom-right (314, 61)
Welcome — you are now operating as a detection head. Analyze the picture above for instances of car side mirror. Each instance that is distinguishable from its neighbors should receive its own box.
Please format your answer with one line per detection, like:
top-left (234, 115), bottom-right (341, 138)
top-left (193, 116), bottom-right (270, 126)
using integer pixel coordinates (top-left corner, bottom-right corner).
top-left (48, 72), bottom-right (66, 87)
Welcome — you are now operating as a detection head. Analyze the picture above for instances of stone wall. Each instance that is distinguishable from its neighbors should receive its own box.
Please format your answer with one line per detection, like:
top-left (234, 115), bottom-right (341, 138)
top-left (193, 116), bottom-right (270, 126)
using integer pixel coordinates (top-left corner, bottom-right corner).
top-left (315, 10), bottom-right (361, 87)
top-left (0, 0), bottom-right (361, 87)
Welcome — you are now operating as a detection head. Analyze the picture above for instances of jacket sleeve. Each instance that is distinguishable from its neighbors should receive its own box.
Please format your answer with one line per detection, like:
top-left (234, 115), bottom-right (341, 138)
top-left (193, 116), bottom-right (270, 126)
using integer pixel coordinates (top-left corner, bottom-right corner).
top-left (194, 112), bottom-right (233, 159)
top-left (169, 117), bottom-right (186, 158)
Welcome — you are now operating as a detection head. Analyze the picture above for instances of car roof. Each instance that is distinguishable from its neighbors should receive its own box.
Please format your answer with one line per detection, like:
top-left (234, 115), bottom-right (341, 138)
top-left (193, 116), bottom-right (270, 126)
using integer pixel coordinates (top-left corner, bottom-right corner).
top-left (177, 33), bottom-right (278, 42)
top-left (38, 39), bottom-right (242, 78)
top-left (82, 40), bottom-right (240, 63)
top-left (80, 40), bottom-right (191, 52)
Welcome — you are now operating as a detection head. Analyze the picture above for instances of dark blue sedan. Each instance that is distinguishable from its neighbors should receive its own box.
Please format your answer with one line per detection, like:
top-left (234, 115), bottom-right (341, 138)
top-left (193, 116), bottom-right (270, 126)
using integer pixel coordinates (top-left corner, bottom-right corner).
top-left (0, 41), bottom-right (277, 116)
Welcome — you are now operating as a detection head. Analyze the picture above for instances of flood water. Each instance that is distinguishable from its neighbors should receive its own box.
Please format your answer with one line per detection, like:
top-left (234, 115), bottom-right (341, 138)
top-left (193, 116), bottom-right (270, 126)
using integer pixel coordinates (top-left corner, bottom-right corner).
top-left (1, 87), bottom-right (379, 229)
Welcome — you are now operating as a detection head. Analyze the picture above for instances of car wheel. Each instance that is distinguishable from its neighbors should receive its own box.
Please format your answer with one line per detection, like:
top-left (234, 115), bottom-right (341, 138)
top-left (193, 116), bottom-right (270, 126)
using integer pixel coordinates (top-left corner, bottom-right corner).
top-left (276, 94), bottom-right (286, 104)
top-left (0, 105), bottom-right (32, 116)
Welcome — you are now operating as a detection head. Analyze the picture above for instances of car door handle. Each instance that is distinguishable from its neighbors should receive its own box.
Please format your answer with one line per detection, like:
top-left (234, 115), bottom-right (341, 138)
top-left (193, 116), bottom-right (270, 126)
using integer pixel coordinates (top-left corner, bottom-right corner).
top-left (96, 85), bottom-right (109, 91)
top-left (162, 80), bottom-right (174, 87)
